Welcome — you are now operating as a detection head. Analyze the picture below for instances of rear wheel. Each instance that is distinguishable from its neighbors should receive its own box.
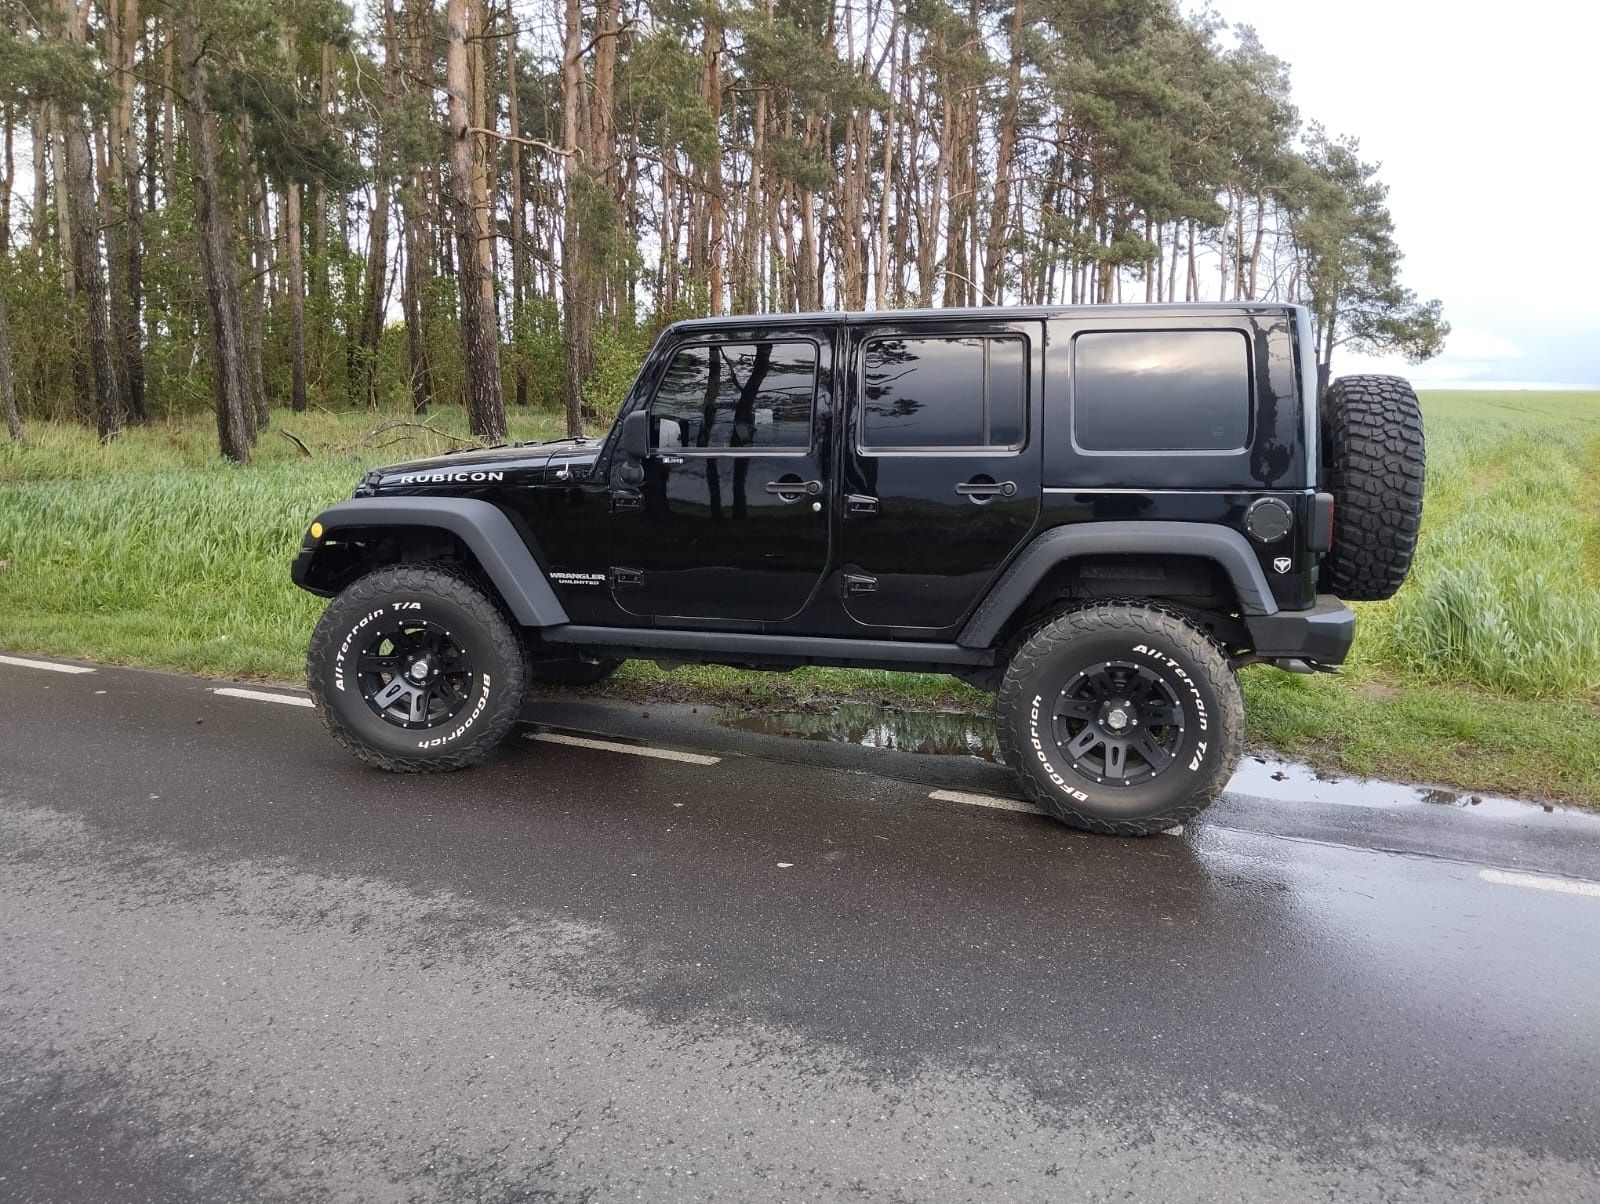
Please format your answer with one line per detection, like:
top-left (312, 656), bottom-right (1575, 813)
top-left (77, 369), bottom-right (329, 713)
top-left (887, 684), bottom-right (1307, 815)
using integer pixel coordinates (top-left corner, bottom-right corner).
top-left (995, 602), bottom-right (1243, 836)
top-left (307, 565), bottom-right (528, 772)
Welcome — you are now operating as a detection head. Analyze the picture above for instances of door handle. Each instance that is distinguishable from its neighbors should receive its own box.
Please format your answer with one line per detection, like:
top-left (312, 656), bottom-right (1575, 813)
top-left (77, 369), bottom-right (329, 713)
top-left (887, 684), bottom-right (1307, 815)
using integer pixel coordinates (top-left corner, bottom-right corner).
top-left (764, 478), bottom-right (822, 500)
top-left (955, 480), bottom-right (1016, 502)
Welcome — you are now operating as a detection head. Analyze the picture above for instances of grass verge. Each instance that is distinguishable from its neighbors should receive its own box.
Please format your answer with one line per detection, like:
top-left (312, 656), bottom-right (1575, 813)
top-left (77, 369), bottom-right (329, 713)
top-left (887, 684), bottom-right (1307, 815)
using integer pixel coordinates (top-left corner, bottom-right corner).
top-left (3, 396), bottom-right (1598, 806)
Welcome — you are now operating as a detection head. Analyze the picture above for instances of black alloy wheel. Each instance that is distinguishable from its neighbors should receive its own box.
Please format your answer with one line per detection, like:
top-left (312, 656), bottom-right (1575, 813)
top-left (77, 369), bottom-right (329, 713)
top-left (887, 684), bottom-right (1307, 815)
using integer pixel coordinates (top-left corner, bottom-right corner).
top-left (356, 618), bottom-right (476, 730)
top-left (1049, 659), bottom-right (1185, 787)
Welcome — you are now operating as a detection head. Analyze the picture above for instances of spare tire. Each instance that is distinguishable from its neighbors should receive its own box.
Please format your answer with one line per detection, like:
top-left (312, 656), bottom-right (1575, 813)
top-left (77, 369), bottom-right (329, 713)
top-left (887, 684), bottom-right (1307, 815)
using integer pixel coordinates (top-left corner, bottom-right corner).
top-left (1318, 375), bottom-right (1425, 601)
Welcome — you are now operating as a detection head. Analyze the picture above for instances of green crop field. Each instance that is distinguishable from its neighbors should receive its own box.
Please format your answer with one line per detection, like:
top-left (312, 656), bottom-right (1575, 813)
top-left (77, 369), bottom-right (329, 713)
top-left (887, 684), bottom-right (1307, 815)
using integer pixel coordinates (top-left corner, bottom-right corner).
top-left (2, 391), bottom-right (1598, 804)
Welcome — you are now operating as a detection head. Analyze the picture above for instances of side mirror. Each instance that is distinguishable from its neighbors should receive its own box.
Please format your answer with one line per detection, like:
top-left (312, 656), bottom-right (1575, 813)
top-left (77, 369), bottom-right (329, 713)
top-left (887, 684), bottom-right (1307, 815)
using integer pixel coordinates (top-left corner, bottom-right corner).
top-left (620, 409), bottom-right (649, 461)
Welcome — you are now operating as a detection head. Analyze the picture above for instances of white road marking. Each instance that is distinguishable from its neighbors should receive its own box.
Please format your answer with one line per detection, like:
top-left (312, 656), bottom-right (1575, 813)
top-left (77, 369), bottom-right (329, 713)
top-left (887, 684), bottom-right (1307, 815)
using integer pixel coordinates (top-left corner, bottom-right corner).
top-left (212, 687), bottom-right (315, 708)
top-left (0, 655), bottom-right (95, 674)
top-left (929, 789), bottom-right (1043, 815)
top-left (1479, 869), bottom-right (1600, 899)
top-left (526, 731), bottom-right (721, 766)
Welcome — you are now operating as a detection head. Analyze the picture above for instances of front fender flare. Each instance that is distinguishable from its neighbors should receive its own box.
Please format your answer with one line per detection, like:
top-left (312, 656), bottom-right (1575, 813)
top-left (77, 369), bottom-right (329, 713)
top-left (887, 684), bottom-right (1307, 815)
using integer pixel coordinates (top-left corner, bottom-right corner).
top-left (958, 521), bottom-right (1277, 649)
top-left (292, 497), bottom-right (570, 629)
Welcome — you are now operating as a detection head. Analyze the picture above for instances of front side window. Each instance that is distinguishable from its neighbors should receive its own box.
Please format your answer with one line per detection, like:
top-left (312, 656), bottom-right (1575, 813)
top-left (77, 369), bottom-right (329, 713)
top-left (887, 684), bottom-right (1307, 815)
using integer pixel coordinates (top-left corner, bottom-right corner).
top-left (859, 335), bottom-right (1026, 451)
top-left (650, 341), bottom-right (817, 452)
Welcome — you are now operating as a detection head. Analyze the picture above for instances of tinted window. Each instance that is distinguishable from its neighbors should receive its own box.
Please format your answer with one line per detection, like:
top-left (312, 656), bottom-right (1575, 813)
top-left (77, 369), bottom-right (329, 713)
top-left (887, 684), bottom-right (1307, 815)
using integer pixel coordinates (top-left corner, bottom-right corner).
top-left (1073, 330), bottom-right (1250, 452)
top-left (860, 335), bottom-right (1026, 450)
top-left (651, 341), bottom-right (816, 451)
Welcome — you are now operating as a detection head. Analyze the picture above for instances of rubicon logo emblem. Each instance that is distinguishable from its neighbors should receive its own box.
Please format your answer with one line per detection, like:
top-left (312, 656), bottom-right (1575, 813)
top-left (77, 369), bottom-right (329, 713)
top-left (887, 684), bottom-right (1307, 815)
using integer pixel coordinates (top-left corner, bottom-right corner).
top-left (1273, 556), bottom-right (1292, 574)
top-left (396, 470), bottom-right (505, 484)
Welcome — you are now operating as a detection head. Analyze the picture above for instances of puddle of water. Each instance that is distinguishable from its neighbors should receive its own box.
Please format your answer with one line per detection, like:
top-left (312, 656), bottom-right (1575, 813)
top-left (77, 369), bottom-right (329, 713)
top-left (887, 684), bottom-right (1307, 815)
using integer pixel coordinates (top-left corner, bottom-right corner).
top-left (718, 705), bottom-right (1003, 762)
top-left (1207, 756), bottom-right (1543, 818)
top-left (718, 704), bottom-right (1564, 819)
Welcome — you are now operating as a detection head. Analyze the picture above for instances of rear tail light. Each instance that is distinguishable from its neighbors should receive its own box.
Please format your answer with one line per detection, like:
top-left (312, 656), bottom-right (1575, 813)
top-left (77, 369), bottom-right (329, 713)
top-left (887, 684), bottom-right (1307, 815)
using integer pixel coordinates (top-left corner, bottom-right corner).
top-left (1310, 492), bottom-right (1336, 553)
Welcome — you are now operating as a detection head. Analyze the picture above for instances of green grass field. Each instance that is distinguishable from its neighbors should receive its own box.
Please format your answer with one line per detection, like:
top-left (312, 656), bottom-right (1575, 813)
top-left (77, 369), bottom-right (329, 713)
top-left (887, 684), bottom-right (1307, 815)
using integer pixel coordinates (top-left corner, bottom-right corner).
top-left (2, 392), bottom-right (1598, 804)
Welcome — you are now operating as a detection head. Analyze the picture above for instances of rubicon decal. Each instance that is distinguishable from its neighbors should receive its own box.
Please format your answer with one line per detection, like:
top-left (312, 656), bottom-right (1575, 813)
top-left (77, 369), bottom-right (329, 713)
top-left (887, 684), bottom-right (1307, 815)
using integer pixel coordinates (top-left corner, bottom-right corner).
top-left (395, 470), bottom-right (506, 484)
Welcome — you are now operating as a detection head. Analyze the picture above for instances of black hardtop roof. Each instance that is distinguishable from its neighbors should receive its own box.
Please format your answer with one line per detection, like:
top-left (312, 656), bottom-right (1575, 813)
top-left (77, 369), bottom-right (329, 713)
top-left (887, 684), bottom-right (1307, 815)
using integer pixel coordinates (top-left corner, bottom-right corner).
top-left (663, 301), bottom-right (1305, 337)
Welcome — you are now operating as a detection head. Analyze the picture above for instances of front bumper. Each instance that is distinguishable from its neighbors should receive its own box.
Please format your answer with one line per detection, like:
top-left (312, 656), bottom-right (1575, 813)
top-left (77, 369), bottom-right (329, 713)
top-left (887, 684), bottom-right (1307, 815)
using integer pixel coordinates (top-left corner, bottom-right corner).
top-left (1243, 594), bottom-right (1356, 665)
top-left (289, 540), bottom-right (323, 594)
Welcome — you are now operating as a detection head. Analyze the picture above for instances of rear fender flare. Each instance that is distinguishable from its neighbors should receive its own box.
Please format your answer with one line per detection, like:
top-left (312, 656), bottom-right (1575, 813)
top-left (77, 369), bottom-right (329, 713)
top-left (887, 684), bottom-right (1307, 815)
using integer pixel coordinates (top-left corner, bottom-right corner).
top-left (294, 497), bottom-right (570, 629)
top-left (959, 521), bottom-right (1277, 649)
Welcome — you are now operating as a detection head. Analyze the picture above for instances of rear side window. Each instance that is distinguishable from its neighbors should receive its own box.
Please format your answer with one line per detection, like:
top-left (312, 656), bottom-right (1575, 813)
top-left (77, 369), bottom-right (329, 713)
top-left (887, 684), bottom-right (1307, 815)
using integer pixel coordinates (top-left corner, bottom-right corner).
top-left (1073, 330), bottom-right (1251, 452)
top-left (650, 341), bottom-right (817, 451)
top-left (860, 335), bottom-right (1026, 451)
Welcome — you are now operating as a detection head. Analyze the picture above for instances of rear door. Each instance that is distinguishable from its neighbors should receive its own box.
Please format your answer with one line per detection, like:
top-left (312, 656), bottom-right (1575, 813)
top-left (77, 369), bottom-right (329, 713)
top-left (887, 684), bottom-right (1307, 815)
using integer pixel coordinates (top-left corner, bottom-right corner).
top-left (839, 318), bottom-right (1042, 630)
top-left (609, 329), bottom-right (834, 622)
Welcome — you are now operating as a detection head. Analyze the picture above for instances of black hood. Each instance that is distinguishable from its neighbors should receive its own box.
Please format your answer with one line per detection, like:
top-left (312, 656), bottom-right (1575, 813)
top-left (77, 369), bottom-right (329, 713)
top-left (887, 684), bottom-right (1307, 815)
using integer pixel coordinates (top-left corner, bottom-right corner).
top-left (363, 436), bottom-right (602, 494)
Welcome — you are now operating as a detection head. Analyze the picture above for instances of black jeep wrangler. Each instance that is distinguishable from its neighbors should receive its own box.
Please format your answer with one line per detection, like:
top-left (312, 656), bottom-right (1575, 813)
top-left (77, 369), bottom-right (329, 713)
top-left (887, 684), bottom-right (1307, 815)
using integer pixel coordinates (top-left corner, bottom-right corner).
top-left (291, 304), bottom-right (1423, 835)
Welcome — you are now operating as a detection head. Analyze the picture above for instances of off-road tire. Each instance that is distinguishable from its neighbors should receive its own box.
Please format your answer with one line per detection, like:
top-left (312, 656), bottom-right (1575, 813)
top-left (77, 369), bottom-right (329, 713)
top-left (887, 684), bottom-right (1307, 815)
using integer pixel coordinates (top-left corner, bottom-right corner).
top-left (996, 602), bottom-right (1244, 836)
top-left (526, 655), bottom-right (622, 687)
top-left (1319, 375), bottom-right (1425, 601)
top-left (307, 564), bottom-right (528, 772)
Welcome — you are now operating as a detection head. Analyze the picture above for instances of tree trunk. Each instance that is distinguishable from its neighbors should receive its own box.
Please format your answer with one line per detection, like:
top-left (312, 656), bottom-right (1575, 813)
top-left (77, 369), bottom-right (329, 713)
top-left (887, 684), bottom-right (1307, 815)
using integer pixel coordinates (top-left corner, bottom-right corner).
top-left (0, 273), bottom-right (22, 442)
top-left (1, 98), bottom-right (13, 256)
top-left (312, 39), bottom-right (334, 392)
top-left (504, 3), bottom-right (527, 406)
top-left (981, 0), bottom-right (1025, 302)
top-left (700, 15), bottom-right (725, 315)
top-left (358, 169), bottom-right (390, 407)
top-left (445, 0), bottom-right (506, 440)
top-left (106, 0), bottom-right (146, 424)
top-left (558, 0), bottom-right (588, 437)
top-left (60, 9), bottom-right (122, 441)
top-left (237, 126), bottom-right (270, 429)
top-left (178, 2), bottom-right (254, 462)
top-left (402, 0), bottom-right (436, 414)
top-left (286, 181), bottom-right (307, 412)
top-left (361, 2), bottom-right (396, 413)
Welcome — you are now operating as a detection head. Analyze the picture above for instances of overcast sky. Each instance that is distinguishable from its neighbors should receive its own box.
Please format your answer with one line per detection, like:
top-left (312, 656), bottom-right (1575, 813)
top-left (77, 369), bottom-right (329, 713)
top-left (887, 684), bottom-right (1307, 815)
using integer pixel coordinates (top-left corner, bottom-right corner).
top-left (1210, 0), bottom-right (1600, 388)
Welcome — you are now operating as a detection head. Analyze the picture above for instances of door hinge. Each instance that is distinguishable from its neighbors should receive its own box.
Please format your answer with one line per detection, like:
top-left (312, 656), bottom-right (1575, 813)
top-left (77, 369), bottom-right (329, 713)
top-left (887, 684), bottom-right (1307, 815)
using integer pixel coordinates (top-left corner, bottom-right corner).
top-left (844, 573), bottom-right (878, 596)
top-left (613, 566), bottom-right (643, 588)
top-left (613, 492), bottom-right (642, 512)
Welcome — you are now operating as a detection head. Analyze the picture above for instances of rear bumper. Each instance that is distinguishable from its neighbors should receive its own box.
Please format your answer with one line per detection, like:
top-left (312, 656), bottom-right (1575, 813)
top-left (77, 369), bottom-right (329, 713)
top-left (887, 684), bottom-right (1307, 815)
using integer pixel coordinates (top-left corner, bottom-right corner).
top-left (1243, 595), bottom-right (1356, 665)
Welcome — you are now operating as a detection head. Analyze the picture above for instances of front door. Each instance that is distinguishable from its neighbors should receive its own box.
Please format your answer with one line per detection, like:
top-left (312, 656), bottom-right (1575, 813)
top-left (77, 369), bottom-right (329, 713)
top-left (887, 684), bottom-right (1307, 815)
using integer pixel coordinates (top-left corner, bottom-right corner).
top-left (609, 330), bottom-right (833, 622)
top-left (839, 319), bottom-right (1042, 630)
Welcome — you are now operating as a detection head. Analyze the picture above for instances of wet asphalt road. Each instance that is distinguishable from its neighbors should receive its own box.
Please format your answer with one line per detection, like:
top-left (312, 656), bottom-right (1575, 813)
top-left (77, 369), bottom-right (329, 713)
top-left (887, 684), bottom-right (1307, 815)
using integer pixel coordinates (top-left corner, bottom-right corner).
top-left (2, 658), bottom-right (1599, 1202)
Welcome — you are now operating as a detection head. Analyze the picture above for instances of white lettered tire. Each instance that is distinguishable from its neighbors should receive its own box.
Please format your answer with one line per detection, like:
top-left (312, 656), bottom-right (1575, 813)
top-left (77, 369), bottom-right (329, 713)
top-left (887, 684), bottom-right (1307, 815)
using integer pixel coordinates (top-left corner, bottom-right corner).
top-left (995, 602), bottom-right (1243, 835)
top-left (307, 565), bottom-right (529, 772)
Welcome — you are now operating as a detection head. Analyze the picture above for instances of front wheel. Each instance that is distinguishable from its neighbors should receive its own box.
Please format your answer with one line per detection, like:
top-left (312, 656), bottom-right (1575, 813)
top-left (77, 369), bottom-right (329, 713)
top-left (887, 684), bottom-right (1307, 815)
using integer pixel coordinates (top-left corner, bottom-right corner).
top-left (307, 565), bottom-right (529, 772)
top-left (995, 603), bottom-right (1243, 836)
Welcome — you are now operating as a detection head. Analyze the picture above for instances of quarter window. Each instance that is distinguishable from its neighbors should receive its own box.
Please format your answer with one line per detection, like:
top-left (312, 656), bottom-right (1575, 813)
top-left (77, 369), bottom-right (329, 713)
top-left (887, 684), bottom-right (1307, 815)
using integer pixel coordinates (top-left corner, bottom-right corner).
top-left (650, 341), bottom-right (816, 451)
top-left (860, 335), bottom-right (1026, 451)
top-left (1073, 330), bottom-right (1251, 452)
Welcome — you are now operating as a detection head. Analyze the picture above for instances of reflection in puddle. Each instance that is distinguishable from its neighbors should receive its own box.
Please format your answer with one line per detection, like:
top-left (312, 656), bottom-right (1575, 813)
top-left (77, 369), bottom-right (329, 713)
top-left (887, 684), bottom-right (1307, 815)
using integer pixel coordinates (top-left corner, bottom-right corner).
top-left (718, 704), bottom-right (1560, 818)
top-left (1223, 756), bottom-right (1539, 817)
top-left (719, 705), bottom-right (1003, 762)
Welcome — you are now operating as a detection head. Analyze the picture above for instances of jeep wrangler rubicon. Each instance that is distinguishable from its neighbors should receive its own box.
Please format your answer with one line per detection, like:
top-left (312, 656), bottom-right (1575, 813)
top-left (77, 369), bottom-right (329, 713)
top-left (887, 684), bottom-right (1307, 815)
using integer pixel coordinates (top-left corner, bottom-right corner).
top-left (291, 304), bottom-right (1424, 835)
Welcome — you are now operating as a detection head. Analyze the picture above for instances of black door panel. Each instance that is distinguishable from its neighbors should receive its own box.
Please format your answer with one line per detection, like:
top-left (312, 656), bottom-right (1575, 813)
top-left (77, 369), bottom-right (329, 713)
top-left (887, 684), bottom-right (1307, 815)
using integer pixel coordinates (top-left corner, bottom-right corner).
top-left (840, 322), bottom-right (1043, 630)
top-left (609, 332), bottom-right (833, 622)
